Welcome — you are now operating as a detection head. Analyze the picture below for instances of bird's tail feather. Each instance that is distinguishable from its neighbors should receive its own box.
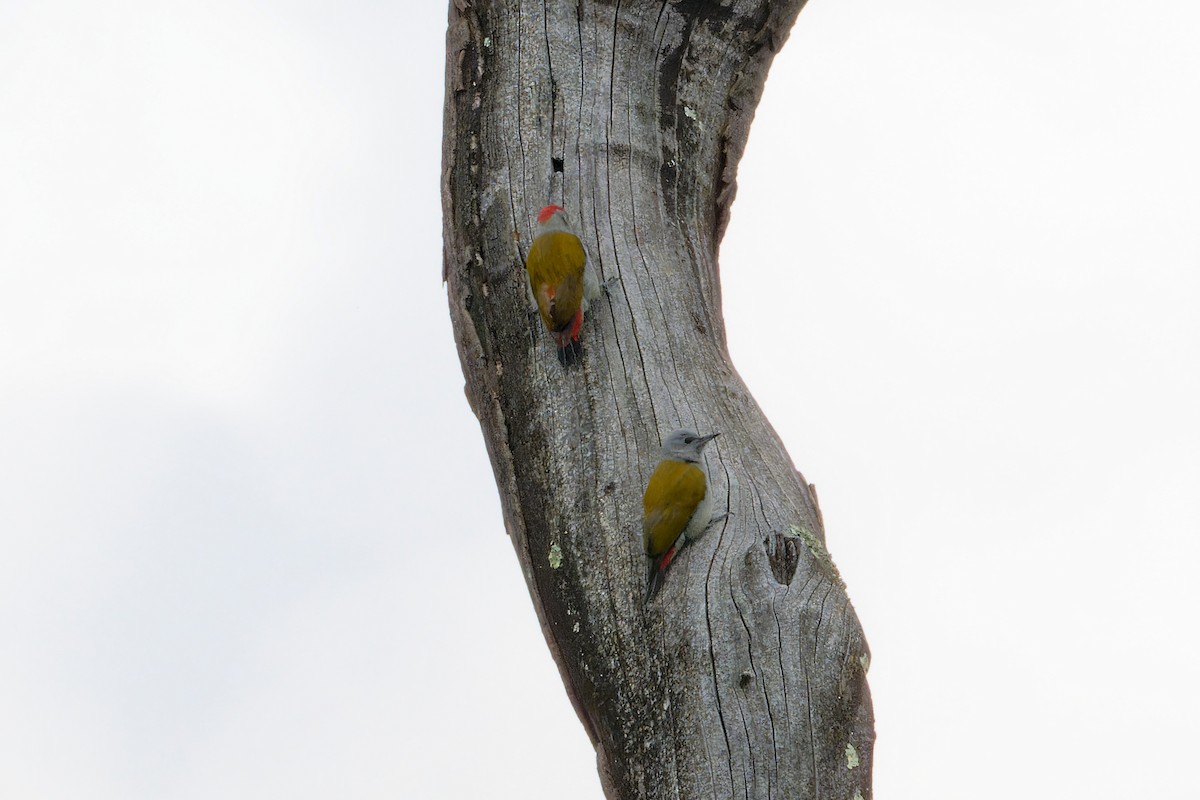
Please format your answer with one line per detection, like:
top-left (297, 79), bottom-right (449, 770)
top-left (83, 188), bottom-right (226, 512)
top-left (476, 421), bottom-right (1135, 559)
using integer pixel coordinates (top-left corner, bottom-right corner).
top-left (556, 338), bottom-right (582, 367)
top-left (645, 546), bottom-right (677, 603)
top-left (553, 309), bottom-right (585, 366)
top-left (645, 562), bottom-right (664, 603)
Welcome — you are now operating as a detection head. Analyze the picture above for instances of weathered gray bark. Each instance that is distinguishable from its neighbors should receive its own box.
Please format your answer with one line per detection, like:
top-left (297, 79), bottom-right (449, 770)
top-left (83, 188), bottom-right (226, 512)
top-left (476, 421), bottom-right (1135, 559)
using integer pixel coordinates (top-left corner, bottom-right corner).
top-left (442, 2), bottom-right (873, 798)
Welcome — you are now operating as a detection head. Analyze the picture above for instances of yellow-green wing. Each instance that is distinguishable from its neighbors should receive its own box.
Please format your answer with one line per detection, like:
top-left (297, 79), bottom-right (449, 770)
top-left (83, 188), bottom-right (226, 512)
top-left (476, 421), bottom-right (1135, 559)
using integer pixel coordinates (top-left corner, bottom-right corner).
top-left (526, 231), bottom-right (586, 333)
top-left (642, 460), bottom-right (707, 557)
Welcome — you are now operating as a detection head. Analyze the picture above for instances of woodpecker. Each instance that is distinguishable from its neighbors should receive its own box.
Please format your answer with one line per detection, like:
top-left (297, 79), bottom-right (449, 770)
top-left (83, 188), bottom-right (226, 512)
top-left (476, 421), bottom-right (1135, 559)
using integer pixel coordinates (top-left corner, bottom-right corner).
top-left (524, 205), bottom-right (599, 361)
top-left (643, 429), bottom-right (720, 601)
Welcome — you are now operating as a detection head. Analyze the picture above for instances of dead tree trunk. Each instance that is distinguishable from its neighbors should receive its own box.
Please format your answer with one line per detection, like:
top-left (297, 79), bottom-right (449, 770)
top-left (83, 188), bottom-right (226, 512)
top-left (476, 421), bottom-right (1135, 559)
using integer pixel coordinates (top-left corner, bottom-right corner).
top-left (442, 2), bottom-right (873, 798)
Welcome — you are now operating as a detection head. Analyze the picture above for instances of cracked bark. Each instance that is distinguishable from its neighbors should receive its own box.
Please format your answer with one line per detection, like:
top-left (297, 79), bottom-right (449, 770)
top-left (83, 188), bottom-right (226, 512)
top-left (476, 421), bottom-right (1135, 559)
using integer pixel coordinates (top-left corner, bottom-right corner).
top-left (442, 2), bottom-right (873, 798)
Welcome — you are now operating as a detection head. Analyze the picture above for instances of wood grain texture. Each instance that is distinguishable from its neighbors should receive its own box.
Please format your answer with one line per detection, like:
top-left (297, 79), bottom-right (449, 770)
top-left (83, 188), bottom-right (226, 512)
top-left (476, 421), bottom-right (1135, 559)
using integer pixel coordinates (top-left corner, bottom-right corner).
top-left (442, 2), bottom-right (873, 798)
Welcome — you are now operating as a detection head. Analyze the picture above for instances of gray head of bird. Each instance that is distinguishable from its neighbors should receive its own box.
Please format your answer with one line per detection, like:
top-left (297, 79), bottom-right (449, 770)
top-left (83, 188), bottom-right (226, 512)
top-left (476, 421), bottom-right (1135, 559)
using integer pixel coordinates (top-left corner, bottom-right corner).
top-left (661, 429), bottom-right (719, 463)
top-left (536, 204), bottom-right (571, 233)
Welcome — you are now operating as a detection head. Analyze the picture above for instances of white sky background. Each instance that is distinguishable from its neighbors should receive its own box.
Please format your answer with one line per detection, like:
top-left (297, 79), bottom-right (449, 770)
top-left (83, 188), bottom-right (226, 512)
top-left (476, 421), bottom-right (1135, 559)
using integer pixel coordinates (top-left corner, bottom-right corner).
top-left (1, 1), bottom-right (1197, 797)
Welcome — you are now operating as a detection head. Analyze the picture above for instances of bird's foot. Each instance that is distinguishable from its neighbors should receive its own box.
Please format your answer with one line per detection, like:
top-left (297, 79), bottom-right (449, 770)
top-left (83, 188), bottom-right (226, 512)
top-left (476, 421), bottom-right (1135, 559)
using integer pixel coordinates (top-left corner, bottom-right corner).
top-left (705, 512), bottom-right (732, 531)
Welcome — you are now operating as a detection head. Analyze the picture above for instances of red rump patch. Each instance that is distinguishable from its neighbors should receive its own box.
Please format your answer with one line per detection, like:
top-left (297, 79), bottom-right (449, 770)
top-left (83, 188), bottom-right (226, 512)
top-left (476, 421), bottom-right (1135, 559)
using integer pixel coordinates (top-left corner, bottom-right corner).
top-left (537, 204), bottom-right (564, 224)
top-left (658, 546), bottom-right (678, 571)
top-left (567, 308), bottom-right (583, 341)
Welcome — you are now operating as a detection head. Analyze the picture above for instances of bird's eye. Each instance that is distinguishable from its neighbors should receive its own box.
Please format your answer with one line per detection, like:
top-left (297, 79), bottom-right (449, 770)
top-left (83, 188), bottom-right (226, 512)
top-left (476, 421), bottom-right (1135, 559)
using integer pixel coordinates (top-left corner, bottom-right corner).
top-left (684, 436), bottom-right (695, 444)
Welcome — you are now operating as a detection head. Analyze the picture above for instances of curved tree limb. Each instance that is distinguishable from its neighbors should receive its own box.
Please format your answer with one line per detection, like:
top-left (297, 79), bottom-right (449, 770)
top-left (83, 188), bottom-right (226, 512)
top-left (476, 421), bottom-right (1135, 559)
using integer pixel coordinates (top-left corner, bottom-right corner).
top-left (443, 2), bottom-right (873, 798)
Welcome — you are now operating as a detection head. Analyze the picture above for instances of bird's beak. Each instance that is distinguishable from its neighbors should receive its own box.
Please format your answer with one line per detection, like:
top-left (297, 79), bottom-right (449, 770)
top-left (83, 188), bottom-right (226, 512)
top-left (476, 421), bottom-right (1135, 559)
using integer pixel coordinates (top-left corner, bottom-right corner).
top-left (699, 432), bottom-right (720, 445)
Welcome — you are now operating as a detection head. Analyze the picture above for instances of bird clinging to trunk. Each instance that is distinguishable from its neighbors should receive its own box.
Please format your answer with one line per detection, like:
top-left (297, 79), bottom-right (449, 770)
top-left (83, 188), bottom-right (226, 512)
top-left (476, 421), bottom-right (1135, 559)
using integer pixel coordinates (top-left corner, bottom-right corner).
top-left (524, 205), bottom-right (600, 363)
top-left (643, 429), bottom-right (720, 601)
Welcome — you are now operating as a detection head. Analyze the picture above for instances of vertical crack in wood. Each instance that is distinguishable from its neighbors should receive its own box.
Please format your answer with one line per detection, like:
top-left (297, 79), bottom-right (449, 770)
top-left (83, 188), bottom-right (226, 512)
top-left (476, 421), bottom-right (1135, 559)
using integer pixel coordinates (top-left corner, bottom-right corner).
top-left (703, 543), bottom-right (738, 796)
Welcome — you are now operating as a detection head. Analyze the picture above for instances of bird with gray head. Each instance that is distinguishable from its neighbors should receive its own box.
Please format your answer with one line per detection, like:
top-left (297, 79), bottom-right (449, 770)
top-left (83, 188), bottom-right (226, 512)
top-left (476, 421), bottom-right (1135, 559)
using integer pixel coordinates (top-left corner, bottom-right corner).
top-left (642, 429), bottom-right (721, 601)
